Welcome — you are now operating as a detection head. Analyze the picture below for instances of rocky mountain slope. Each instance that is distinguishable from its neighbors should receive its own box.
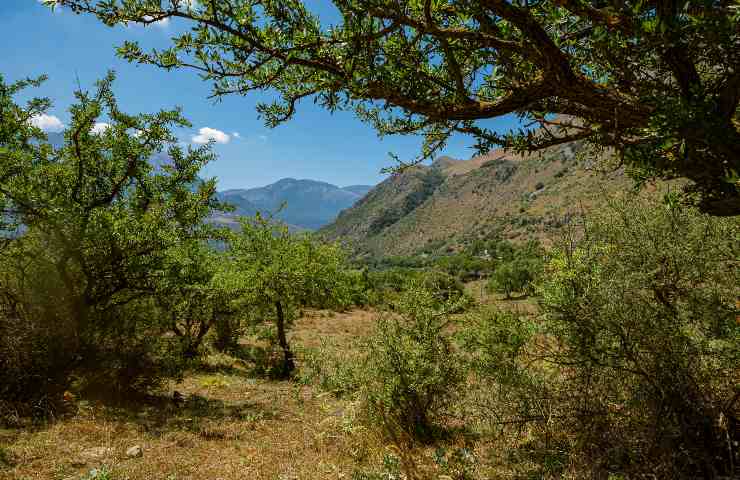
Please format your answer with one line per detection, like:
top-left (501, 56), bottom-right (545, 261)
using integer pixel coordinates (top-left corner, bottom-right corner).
top-left (320, 142), bottom-right (643, 257)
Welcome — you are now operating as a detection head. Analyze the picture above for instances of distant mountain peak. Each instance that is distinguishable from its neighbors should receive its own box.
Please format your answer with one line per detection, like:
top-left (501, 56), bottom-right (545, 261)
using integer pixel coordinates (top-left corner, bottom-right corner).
top-left (214, 178), bottom-right (375, 231)
top-left (431, 155), bottom-right (459, 169)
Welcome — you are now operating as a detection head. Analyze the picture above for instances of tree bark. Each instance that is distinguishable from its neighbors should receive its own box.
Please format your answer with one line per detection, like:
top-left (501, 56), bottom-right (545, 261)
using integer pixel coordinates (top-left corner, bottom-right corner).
top-left (274, 300), bottom-right (295, 378)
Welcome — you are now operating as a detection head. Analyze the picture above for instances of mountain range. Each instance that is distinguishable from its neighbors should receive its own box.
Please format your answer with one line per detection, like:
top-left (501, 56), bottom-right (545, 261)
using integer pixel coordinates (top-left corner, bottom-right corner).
top-left (45, 132), bottom-right (373, 230)
top-left (214, 179), bottom-right (372, 230)
top-left (44, 130), bottom-right (661, 252)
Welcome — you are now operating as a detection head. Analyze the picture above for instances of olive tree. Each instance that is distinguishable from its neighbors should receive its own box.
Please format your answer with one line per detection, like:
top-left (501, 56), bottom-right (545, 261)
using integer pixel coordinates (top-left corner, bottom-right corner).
top-left (51, 0), bottom-right (740, 215)
top-left (157, 238), bottom-right (238, 358)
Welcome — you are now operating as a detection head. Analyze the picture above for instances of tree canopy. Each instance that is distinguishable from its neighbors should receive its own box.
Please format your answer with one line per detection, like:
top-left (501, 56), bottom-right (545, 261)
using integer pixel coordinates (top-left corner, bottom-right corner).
top-left (0, 71), bottom-right (227, 399)
top-left (0, 72), bottom-right (222, 321)
top-left (216, 214), bottom-right (350, 377)
top-left (53, 0), bottom-right (740, 215)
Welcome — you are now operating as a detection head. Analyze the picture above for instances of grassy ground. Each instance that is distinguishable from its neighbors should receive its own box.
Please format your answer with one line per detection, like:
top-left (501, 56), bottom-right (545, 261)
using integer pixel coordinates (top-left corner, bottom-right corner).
top-left (0, 310), bottom-right (387, 480)
top-left (0, 298), bottom-right (543, 480)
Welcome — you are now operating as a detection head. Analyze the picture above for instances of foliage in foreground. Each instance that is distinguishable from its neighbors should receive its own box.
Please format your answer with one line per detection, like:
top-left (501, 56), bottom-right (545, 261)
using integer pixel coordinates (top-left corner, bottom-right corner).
top-left (535, 196), bottom-right (739, 478)
top-left (54, 0), bottom-right (740, 215)
top-left (0, 72), bottom-right (223, 418)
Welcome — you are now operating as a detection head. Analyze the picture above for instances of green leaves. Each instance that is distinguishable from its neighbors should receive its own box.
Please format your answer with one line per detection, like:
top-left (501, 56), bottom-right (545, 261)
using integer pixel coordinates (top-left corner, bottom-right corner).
top-left (52, 0), bottom-right (740, 214)
top-left (0, 71), bottom-right (226, 398)
top-left (535, 196), bottom-right (740, 475)
top-left (0, 69), bottom-right (223, 314)
top-left (221, 214), bottom-right (350, 313)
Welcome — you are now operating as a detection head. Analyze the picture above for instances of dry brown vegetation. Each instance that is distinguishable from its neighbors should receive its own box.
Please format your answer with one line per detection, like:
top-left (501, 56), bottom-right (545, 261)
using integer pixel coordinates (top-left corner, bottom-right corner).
top-left (0, 310), bottom-right (375, 479)
top-left (0, 299), bottom-right (542, 480)
top-left (0, 310), bottom-right (378, 480)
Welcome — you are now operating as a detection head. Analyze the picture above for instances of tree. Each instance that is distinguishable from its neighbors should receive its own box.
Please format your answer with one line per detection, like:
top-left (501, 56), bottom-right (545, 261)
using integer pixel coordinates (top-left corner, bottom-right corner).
top-left (157, 238), bottom-right (237, 357)
top-left (0, 72), bottom-right (224, 403)
top-left (486, 259), bottom-right (529, 298)
top-left (52, 0), bottom-right (740, 215)
top-left (486, 240), bottom-right (542, 298)
top-left (217, 215), bottom-right (349, 377)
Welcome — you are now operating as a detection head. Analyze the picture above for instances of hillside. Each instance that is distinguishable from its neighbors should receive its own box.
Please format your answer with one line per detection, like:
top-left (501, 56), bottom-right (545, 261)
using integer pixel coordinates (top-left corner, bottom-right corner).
top-left (320, 142), bottom-right (639, 257)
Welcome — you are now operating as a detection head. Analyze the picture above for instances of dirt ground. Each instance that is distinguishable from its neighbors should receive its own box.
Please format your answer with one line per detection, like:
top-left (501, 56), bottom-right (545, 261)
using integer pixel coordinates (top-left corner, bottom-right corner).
top-left (0, 310), bottom-right (387, 480)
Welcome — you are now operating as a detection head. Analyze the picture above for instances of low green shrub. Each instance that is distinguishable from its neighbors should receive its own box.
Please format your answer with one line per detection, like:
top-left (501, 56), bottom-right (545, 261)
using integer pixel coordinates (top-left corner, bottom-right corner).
top-left (360, 285), bottom-right (464, 442)
top-left (297, 342), bottom-right (362, 397)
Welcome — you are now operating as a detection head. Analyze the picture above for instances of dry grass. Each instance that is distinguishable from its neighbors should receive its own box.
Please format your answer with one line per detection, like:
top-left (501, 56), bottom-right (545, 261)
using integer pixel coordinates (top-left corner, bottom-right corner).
top-left (0, 310), bottom-right (388, 480)
top-left (0, 303), bottom-right (546, 480)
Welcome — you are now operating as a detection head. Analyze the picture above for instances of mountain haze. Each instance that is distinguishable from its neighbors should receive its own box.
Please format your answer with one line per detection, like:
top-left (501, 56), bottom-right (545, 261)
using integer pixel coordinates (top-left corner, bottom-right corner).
top-left (216, 178), bottom-right (373, 230)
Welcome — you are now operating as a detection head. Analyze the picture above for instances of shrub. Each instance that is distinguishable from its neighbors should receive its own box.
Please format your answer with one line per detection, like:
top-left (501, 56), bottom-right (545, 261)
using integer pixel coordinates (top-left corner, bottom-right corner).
top-left (418, 270), bottom-right (472, 311)
top-left (360, 285), bottom-right (463, 442)
top-left (458, 307), bottom-right (540, 405)
top-left (297, 341), bottom-right (362, 397)
top-left (0, 291), bottom-right (74, 420)
top-left (538, 196), bottom-right (739, 478)
top-left (455, 307), bottom-right (568, 477)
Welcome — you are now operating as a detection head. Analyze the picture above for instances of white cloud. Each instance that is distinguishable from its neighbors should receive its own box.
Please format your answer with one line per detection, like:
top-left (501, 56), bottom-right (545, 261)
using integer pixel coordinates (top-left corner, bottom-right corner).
top-left (192, 127), bottom-right (230, 144)
top-left (92, 122), bottom-right (111, 134)
top-left (232, 132), bottom-right (241, 139)
top-left (143, 15), bottom-right (170, 28)
top-left (30, 114), bottom-right (65, 132)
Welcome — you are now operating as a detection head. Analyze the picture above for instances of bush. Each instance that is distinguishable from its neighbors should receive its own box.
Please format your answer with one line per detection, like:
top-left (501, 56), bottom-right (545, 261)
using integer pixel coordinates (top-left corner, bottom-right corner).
top-left (297, 341), bottom-right (363, 397)
top-left (456, 307), bottom-right (566, 477)
top-left (486, 257), bottom-right (541, 298)
top-left (538, 196), bottom-right (739, 478)
top-left (360, 285), bottom-right (463, 442)
top-left (418, 270), bottom-right (471, 311)
top-left (458, 307), bottom-right (540, 407)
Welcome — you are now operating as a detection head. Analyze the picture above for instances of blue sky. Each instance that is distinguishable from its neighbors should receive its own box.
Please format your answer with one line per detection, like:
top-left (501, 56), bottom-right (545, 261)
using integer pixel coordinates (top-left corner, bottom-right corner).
top-left (1, 0), bottom-right (519, 190)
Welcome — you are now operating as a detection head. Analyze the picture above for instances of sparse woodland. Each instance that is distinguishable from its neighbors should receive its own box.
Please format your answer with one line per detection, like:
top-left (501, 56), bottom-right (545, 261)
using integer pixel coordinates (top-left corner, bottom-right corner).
top-left (1, 1), bottom-right (739, 479)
